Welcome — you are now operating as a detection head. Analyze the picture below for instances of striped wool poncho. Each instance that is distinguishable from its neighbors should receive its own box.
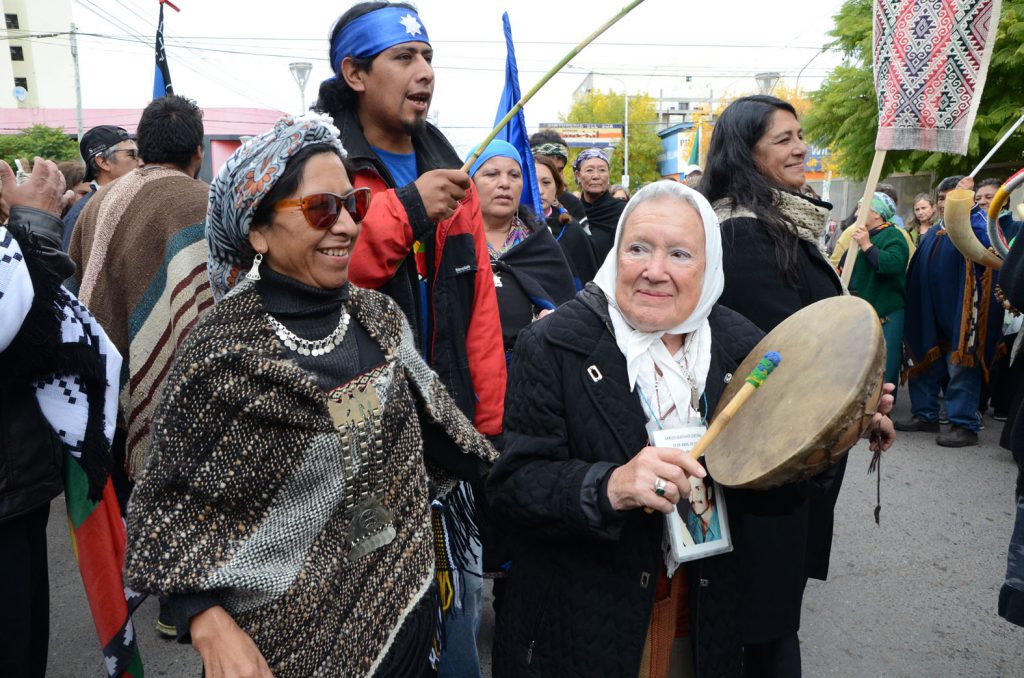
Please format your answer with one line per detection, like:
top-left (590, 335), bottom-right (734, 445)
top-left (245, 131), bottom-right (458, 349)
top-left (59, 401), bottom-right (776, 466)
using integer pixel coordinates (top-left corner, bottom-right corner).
top-left (68, 165), bottom-right (213, 476)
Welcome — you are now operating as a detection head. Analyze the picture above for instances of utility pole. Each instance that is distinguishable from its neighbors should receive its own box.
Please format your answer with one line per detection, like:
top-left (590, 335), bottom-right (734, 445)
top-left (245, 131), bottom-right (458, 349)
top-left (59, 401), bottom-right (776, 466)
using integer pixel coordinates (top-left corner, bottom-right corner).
top-left (70, 22), bottom-right (83, 142)
top-left (623, 89), bottom-right (629, 190)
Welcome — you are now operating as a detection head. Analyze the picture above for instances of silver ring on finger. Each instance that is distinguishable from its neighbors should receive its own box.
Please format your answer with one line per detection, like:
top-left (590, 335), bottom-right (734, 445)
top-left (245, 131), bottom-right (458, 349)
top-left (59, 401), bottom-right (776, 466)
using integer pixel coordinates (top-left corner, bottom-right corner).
top-left (654, 477), bottom-right (668, 497)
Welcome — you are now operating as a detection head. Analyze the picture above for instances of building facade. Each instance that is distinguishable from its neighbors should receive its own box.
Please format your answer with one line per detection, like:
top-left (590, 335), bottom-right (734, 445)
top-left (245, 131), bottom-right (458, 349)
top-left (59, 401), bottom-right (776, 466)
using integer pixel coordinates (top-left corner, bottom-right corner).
top-left (1, 0), bottom-right (76, 109)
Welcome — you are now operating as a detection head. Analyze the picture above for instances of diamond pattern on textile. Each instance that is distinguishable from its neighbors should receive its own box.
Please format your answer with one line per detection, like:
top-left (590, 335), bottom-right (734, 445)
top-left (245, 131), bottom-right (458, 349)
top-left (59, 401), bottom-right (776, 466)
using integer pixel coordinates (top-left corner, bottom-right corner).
top-left (873, 0), bottom-right (1002, 154)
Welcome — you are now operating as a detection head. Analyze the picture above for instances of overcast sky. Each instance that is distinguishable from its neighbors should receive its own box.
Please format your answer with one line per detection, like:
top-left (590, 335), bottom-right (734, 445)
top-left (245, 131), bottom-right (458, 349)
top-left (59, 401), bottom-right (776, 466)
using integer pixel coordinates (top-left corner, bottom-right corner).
top-left (62, 0), bottom-right (849, 153)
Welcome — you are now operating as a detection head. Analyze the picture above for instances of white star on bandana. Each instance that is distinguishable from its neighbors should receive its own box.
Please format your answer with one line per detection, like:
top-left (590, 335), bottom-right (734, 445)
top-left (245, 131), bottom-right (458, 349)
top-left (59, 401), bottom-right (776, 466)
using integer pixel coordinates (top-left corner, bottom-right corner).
top-left (399, 14), bottom-right (423, 37)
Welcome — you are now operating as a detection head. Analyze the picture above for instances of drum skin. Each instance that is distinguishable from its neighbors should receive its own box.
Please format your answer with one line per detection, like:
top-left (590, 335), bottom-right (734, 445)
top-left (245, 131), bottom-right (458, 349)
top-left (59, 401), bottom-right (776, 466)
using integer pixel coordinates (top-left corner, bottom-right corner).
top-left (705, 296), bottom-right (885, 489)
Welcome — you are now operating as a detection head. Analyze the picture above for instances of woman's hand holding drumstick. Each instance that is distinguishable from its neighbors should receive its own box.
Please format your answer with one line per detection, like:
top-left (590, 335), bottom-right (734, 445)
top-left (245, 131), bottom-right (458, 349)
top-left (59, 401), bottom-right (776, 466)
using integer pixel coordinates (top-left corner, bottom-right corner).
top-left (636, 352), bottom-right (781, 514)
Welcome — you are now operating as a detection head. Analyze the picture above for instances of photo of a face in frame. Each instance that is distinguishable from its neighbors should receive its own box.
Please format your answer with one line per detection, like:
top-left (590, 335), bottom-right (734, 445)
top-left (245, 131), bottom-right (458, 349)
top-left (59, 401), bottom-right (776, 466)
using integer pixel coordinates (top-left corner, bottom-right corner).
top-left (666, 457), bottom-right (732, 562)
top-left (685, 473), bottom-right (721, 544)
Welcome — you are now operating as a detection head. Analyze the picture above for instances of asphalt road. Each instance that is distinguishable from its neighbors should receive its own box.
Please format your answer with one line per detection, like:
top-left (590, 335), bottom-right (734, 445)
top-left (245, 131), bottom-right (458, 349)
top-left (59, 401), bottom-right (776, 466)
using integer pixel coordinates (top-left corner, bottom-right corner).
top-left (42, 397), bottom-right (1022, 676)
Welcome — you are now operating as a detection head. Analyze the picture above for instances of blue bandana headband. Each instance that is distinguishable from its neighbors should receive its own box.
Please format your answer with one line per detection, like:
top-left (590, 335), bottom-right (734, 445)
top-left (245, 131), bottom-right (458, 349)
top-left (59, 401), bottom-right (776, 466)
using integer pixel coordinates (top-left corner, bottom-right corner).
top-left (331, 7), bottom-right (430, 72)
top-left (573, 147), bottom-right (610, 172)
top-left (206, 112), bottom-right (346, 301)
top-left (465, 139), bottom-right (523, 178)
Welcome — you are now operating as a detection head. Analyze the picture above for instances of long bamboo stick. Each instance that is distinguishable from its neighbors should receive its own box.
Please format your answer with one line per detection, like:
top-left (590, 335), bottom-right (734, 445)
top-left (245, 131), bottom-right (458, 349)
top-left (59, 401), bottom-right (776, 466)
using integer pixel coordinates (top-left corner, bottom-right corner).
top-left (968, 110), bottom-right (1024, 178)
top-left (459, 0), bottom-right (649, 173)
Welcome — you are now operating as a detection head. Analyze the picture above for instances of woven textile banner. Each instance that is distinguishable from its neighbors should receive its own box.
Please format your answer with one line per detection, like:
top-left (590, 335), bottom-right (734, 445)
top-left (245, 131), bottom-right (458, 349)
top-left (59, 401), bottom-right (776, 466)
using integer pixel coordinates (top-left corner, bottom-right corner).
top-left (874, 0), bottom-right (1002, 154)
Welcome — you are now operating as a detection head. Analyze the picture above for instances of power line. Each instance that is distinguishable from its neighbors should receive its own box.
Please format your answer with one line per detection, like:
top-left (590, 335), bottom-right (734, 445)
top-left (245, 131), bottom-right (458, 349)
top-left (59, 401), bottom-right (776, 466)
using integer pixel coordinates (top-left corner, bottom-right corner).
top-left (1, 26), bottom-right (829, 50)
top-left (68, 0), bottom-right (281, 110)
top-left (6, 31), bottom-right (835, 82)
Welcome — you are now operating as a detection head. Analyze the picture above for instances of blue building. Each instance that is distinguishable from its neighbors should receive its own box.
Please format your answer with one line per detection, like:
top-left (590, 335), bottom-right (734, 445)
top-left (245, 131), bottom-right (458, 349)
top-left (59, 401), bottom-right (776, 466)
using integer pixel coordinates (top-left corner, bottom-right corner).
top-left (657, 121), bottom-right (697, 179)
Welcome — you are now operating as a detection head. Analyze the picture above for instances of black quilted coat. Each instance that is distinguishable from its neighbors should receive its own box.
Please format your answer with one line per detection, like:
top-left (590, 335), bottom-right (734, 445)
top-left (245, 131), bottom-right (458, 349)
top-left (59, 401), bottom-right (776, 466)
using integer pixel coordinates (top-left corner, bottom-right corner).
top-left (488, 285), bottom-right (763, 678)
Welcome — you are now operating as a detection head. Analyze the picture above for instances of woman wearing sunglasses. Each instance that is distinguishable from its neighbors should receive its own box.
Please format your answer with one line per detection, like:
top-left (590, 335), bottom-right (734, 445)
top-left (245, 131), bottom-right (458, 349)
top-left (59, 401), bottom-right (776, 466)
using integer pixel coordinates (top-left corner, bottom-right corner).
top-left (124, 114), bottom-right (497, 678)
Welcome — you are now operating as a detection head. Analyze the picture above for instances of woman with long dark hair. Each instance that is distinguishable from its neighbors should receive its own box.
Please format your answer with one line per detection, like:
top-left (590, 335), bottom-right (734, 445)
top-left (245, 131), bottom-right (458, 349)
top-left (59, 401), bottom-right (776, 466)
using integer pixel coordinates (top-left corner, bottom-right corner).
top-left (700, 95), bottom-right (894, 677)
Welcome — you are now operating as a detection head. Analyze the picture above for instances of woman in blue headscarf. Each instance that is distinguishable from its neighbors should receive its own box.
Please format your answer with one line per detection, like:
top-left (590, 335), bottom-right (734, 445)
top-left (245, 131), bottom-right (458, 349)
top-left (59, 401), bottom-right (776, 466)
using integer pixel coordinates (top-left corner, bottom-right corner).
top-left (467, 140), bottom-right (577, 362)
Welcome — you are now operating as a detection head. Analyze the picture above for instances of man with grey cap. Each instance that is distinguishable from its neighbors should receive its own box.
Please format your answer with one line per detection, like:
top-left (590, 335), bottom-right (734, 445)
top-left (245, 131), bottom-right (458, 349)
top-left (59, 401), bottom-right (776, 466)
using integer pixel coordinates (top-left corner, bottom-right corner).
top-left (61, 125), bottom-right (140, 249)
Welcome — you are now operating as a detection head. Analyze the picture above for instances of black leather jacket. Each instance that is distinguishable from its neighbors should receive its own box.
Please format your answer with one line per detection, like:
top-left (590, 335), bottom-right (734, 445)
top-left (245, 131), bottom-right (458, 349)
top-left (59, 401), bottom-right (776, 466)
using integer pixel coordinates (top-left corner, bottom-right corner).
top-left (0, 206), bottom-right (74, 521)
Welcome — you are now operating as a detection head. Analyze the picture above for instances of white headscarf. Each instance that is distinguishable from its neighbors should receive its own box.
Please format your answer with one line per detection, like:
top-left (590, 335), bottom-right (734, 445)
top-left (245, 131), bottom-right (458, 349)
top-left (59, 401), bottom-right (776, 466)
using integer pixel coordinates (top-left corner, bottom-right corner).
top-left (593, 181), bottom-right (724, 424)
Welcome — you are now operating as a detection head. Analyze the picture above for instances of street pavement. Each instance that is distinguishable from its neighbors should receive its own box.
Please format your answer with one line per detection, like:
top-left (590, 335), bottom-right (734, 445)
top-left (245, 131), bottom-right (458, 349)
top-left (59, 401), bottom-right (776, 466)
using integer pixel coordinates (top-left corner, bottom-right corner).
top-left (43, 397), bottom-right (1022, 676)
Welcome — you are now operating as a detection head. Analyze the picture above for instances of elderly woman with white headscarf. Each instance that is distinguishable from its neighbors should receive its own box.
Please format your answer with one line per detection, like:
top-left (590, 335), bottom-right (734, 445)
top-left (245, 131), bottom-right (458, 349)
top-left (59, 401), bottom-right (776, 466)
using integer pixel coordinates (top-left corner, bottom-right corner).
top-left (487, 180), bottom-right (764, 678)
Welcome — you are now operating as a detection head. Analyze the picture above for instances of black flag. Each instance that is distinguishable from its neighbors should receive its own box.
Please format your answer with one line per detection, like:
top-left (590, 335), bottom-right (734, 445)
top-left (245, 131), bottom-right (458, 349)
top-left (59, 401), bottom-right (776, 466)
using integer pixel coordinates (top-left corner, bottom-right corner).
top-left (153, 1), bottom-right (175, 98)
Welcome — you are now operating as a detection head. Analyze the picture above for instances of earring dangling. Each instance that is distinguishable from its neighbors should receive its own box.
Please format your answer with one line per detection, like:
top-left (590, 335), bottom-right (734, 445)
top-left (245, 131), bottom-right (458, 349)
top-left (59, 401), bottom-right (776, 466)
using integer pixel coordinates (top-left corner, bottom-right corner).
top-left (246, 253), bottom-right (263, 281)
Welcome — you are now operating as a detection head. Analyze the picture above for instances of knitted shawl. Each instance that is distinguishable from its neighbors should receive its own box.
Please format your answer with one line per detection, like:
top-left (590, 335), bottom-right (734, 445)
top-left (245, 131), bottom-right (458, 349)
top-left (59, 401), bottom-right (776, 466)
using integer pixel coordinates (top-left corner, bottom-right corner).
top-left (69, 166), bottom-right (213, 475)
top-left (713, 188), bottom-right (830, 254)
top-left (124, 281), bottom-right (496, 677)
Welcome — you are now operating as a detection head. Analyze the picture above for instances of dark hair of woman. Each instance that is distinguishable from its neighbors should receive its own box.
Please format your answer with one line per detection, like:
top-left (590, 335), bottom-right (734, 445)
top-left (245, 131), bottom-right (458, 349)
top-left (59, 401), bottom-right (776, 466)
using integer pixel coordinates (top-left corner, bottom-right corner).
top-left (976, 177), bottom-right (1003, 191)
top-left (313, 1), bottom-right (418, 115)
top-left (699, 94), bottom-right (803, 279)
top-left (250, 143), bottom-right (349, 228)
top-left (535, 155), bottom-right (573, 226)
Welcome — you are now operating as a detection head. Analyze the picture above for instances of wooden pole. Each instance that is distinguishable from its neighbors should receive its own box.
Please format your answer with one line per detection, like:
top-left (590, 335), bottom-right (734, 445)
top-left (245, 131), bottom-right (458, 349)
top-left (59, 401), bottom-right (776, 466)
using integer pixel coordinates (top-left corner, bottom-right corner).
top-left (460, 0), bottom-right (649, 173)
top-left (840, 149), bottom-right (887, 287)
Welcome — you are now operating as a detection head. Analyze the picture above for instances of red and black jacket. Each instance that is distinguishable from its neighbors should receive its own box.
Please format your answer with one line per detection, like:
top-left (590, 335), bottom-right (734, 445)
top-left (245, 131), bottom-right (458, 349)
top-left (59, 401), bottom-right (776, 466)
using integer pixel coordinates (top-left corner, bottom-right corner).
top-left (333, 108), bottom-right (505, 439)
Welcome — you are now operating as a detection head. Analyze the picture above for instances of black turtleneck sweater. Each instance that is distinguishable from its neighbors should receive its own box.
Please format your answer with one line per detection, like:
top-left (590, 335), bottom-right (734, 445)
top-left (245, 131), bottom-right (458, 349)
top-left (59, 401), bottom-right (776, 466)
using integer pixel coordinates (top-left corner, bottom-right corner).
top-left (254, 266), bottom-right (384, 391)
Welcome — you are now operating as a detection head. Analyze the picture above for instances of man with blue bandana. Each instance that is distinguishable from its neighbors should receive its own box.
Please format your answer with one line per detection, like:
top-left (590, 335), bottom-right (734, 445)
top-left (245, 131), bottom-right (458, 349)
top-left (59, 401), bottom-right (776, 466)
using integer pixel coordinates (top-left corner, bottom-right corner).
top-left (315, 3), bottom-right (504, 676)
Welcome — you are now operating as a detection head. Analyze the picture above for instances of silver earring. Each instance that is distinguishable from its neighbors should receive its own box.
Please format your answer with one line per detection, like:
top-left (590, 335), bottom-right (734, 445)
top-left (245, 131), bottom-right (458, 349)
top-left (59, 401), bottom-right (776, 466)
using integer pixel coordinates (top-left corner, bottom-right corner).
top-left (246, 253), bottom-right (263, 281)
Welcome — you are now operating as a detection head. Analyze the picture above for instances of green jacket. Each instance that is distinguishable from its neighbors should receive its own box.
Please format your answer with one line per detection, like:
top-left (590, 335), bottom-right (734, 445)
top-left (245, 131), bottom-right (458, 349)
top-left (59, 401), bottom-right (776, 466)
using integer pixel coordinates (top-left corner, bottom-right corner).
top-left (850, 223), bottom-right (909, 317)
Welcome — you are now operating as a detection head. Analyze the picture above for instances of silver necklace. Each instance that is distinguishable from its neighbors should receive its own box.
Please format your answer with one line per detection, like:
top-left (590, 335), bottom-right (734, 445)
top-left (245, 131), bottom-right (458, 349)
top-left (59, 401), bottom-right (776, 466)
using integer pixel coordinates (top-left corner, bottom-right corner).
top-left (266, 310), bottom-right (350, 356)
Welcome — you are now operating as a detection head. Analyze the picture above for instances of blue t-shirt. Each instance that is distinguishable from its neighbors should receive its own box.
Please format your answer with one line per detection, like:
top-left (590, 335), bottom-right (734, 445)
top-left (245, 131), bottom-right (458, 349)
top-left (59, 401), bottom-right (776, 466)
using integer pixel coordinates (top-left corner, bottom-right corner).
top-left (371, 146), bottom-right (418, 188)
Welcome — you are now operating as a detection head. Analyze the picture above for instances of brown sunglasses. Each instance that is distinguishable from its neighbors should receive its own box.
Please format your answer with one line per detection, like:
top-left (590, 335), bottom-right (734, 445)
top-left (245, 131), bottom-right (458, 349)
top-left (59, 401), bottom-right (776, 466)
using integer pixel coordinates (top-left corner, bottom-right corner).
top-left (273, 187), bottom-right (372, 229)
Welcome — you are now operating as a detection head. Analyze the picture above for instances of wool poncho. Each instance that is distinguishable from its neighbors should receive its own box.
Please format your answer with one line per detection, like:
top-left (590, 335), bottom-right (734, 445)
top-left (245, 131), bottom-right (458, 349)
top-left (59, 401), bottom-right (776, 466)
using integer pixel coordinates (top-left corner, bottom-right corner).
top-left (125, 280), bottom-right (496, 676)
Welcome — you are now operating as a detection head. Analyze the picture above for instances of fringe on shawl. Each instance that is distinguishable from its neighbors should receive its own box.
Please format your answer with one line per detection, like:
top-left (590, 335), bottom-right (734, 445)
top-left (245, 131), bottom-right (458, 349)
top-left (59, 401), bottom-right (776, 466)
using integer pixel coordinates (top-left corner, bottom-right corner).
top-left (428, 481), bottom-right (481, 668)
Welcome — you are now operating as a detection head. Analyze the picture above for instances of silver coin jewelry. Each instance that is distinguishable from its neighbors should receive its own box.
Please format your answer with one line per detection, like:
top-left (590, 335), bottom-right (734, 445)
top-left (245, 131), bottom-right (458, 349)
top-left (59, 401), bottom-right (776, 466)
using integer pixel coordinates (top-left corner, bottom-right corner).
top-left (266, 310), bottom-right (350, 356)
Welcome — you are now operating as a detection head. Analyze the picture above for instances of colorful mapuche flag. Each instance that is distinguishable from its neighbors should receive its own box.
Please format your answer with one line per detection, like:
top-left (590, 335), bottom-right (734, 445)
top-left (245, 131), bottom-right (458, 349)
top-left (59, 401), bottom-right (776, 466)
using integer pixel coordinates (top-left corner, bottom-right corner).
top-left (873, 0), bottom-right (1002, 154)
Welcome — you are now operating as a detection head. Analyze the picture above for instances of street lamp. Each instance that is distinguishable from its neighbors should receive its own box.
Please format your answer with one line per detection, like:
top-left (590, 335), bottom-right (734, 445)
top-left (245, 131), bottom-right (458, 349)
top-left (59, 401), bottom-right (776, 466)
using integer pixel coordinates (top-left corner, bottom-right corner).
top-left (795, 47), bottom-right (828, 93)
top-left (755, 72), bottom-right (781, 95)
top-left (289, 62), bottom-right (313, 113)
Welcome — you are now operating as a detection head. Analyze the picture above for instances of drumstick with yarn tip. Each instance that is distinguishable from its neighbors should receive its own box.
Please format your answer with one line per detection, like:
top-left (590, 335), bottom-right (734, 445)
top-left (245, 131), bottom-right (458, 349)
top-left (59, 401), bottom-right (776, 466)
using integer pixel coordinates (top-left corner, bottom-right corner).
top-left (643, 352), bottom-right (780, 515)
top-left (687, 351), bottom-right (781, 461)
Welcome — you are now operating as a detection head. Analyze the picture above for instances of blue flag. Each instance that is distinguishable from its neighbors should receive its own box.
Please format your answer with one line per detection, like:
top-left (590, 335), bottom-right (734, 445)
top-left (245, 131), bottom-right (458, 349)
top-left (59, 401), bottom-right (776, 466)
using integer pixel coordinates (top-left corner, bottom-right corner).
top-left (494, 13), bottom-right (543, 218)
top-left (153, 3), bottom-right (174, 99)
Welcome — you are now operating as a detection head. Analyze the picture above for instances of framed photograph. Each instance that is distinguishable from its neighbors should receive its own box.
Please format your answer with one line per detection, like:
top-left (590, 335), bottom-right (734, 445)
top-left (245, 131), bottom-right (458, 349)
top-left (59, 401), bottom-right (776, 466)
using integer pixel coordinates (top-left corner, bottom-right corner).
top-left (651, 428), bottom-right (733, 563)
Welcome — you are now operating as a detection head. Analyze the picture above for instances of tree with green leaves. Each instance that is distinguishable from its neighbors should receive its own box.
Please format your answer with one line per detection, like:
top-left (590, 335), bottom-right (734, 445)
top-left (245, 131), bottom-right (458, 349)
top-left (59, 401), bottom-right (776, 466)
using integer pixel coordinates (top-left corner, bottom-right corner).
top-left (0, 125), bottom-right (79, 169)
top-left (561, 90), bottom-right (663, 189)
top-left (804, 0), bottom-right (1024, 180)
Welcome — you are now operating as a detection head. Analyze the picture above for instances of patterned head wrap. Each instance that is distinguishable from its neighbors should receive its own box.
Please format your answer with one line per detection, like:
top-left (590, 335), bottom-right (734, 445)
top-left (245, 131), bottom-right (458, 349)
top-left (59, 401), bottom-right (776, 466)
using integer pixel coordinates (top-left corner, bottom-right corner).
top-left (573, 147), bottom-right (610, 172)
top-left (532, 142), bottom-right (568, 163)
top-left (860, 191), bottom-right (897, 223)
top-left (206, 112), bottom-right (346, 301)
